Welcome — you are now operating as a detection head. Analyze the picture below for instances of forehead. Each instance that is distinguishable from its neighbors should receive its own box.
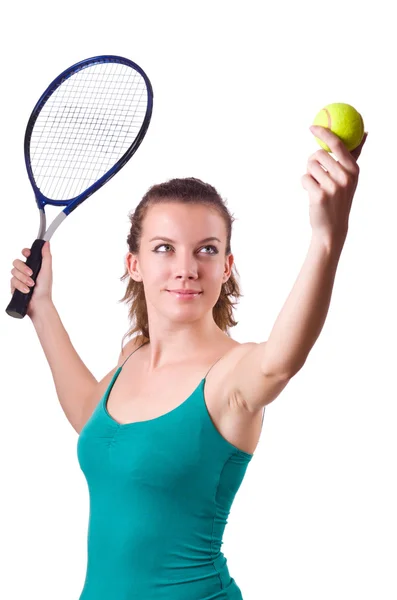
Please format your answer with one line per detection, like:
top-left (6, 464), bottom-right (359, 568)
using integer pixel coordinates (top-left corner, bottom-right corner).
top-left (143, 203), bottom-right (225, 239)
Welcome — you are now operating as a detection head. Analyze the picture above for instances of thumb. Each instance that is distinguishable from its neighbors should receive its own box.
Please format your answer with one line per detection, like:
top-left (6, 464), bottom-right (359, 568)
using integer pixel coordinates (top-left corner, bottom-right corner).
top-left (43, 241), bottom-right (52, 256)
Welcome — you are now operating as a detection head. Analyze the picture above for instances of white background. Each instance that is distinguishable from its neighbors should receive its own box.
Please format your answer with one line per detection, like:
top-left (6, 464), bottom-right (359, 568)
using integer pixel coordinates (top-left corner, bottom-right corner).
top-left (1, 1), bottom-right (396, 599)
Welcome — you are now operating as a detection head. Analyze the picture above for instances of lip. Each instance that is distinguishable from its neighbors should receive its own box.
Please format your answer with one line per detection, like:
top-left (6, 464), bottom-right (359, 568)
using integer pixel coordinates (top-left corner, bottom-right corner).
top-left (167, 290), bottom-right (202, 297)
top-left (167, 289), bottom-right (202, 294)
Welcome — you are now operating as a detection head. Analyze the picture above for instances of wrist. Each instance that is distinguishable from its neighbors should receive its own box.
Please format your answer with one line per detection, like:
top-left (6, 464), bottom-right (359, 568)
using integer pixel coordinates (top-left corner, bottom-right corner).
top-left (310, 232), bottom-right (346, 257)
top-left (29, 299), bottom-right (56, 325)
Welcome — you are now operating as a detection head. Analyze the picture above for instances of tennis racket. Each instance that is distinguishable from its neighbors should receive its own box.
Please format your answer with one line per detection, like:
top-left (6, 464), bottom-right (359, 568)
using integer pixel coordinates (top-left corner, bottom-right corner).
top-left (6, 55), bottom-right (154, 319)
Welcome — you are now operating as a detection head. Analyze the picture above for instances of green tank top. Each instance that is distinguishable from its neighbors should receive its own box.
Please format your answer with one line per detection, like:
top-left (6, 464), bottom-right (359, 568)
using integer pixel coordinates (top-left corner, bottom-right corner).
top-left (77, 340), bottom-right (263, 599)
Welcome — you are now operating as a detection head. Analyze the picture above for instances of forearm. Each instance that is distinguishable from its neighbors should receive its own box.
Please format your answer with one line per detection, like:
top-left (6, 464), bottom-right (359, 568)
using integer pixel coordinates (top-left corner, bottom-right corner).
top-left (263, 235), bottom-right (344, 378)
top-left (30, 301), bottom-right (98, 421)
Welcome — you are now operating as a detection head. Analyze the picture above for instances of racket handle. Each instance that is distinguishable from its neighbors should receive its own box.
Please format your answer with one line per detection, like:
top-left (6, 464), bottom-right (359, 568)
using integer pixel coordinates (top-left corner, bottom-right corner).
top-left (5, 239), bottom-right (46, 319)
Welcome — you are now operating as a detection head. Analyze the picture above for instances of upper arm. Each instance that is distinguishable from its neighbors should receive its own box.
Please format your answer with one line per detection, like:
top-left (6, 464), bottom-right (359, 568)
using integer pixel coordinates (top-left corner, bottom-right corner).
top-left (226, 342), bottom-right (292, 414)
top-left (77, 336), bottom-right (143, 434)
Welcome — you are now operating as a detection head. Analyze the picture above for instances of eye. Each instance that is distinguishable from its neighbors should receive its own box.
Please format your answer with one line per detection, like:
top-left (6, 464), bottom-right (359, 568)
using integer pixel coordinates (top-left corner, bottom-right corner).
top-left (153, 244), bottom-right (218, 255)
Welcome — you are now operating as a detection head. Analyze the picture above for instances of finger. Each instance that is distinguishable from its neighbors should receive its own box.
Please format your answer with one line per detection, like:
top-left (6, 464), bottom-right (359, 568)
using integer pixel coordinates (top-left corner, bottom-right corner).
top-left (310, 125), bottom-right (357, 173)
top-left (13, 259), bottom-right (33, 276)
top-left (309, 149), bottom-right (348, 184)
top-left (11, 276), bottom-right (31, 295)
top-left (307, 159), bottom-right (334, 189)
top-left (301, 173), bottom-right (322, 195)
top-left (351, 132), bottom-right (368, 161)
top-left (11, 267), bottom-right (35, 287)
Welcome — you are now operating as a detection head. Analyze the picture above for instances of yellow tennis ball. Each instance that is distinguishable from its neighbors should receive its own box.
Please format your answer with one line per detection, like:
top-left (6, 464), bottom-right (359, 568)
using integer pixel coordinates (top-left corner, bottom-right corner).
top-left (312, 103), bottom-right (364, 152)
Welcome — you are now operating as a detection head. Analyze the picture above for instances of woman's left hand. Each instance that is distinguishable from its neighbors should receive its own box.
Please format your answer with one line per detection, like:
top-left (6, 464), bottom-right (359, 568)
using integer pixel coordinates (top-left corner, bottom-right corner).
top-left (301, 125), bottom-right (368, 247)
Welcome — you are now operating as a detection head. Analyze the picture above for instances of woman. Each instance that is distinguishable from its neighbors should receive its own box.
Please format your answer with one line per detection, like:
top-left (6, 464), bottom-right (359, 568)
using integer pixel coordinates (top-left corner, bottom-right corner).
top-left (10, 125), bottom-right (367, 599)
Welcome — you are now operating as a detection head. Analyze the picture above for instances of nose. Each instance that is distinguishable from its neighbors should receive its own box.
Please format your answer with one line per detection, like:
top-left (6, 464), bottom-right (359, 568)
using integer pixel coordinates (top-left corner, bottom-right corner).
top-left (172, 252), bottom-right (199, 280)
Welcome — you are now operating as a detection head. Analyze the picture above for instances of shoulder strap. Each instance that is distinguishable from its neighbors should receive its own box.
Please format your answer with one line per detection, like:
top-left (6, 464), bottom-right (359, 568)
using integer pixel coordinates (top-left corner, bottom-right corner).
top-left (203, 355), bottom-right (225, 380)
top-left (121, 340), bottom-right (150, 368)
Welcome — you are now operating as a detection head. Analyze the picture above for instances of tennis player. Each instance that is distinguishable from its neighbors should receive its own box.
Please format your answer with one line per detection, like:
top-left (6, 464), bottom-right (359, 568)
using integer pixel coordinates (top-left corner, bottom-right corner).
top-left (9, 124), bottom-right (367, 599)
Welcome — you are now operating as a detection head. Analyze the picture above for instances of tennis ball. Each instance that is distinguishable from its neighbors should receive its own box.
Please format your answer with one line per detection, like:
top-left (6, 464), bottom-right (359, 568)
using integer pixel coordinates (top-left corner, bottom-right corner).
top-left (312, 103), bottom-right (364, 152)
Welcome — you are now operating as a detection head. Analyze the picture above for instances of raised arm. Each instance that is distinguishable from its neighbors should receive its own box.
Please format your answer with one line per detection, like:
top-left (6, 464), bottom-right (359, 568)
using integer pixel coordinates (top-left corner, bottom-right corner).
top-left (261, 125), bottom-right (367, 377)
top-left (224, 126), bottom-right (368, 412)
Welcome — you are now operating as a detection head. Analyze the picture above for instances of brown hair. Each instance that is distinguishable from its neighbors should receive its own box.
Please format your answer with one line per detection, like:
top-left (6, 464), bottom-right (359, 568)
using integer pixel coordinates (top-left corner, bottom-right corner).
top-left (119, 177), bottom-right (243, 351)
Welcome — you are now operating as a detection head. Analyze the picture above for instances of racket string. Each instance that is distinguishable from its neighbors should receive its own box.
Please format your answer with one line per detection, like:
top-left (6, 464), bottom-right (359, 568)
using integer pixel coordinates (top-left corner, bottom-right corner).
top-left (33, 69), bottom-right (146, 196)
top-left (29, 62), bottom-right (148, 200)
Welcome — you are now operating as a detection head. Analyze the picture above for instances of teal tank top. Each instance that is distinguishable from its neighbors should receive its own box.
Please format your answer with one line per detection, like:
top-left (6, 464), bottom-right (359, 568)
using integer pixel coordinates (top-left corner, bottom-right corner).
top-left (77, 341), bottom-right (262, 599)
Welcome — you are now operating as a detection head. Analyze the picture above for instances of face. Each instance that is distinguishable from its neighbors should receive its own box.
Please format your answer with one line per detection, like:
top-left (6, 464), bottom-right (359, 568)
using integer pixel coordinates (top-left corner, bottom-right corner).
top-left (126, 202), bottom-right (234, 324)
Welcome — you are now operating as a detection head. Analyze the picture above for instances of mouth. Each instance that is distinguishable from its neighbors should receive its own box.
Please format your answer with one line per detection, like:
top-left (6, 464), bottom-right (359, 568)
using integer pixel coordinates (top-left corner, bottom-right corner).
top-left (167, 290), bottom-right (202, 297)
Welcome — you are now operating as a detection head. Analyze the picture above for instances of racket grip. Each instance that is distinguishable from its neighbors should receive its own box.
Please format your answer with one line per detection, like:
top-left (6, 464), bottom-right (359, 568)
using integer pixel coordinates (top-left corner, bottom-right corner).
top-left (5, 239), bottom-right (46, 319)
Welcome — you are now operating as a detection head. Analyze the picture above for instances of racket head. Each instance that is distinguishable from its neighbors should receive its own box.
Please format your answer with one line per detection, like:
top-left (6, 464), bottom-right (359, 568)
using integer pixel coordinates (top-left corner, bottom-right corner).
top-left (24, 55), bottom-right (154, 213)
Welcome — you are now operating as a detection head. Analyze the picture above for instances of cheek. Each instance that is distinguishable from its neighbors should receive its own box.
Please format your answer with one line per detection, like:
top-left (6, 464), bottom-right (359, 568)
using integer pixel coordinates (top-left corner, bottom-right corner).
top-left (143, 263), bottom-right (164, 279)
top-left (211, 267), bottom-right (226, 284)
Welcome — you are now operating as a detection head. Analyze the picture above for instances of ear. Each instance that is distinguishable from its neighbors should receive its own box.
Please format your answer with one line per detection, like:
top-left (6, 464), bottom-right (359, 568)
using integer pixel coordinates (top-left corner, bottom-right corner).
top-left (224, 253), bottom-right (234, 281)
top-left (126, 252), bottom-right (142, 281)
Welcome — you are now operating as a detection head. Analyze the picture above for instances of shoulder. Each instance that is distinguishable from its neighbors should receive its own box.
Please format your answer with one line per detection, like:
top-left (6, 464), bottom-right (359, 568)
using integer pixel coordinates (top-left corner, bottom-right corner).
top-left (117, 334), bottom-right (148, 367)
top-left (221, 340), bottom-right (258, 365)
top-left (207, 340), bottom-right (257, 389)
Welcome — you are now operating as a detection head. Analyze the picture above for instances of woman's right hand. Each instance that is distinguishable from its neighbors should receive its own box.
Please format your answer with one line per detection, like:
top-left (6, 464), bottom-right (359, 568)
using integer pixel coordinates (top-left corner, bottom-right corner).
top-left (10, 241), bottom-right (53, 318)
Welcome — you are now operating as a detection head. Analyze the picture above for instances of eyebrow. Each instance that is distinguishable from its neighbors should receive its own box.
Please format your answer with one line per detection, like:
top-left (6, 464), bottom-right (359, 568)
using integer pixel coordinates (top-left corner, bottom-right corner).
top-left (149, 236), bottom-right (221, 244)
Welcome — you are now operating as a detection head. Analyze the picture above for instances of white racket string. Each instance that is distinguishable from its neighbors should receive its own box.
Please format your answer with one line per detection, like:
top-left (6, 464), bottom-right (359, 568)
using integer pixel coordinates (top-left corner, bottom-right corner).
top-left (29, 62), bottom-right (148, 201)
